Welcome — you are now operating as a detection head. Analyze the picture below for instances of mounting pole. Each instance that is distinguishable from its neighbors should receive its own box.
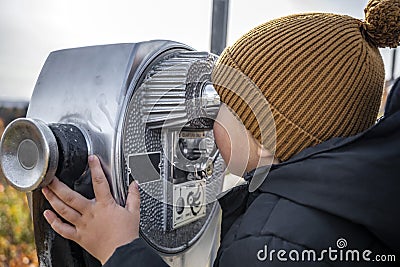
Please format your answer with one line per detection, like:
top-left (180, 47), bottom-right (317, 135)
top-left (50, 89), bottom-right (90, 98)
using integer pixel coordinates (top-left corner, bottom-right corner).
top-left (210, 0), bottom-right (229, 55)
top-left (391, 49), bottom-right (397, 81)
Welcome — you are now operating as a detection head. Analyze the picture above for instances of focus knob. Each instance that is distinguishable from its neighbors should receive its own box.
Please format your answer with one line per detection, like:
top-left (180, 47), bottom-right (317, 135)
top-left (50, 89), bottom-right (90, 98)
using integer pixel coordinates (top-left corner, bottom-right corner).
top-left (0, 118), bottom-right (59, 191)
top-left (0, 118), bottom-right (89, 191)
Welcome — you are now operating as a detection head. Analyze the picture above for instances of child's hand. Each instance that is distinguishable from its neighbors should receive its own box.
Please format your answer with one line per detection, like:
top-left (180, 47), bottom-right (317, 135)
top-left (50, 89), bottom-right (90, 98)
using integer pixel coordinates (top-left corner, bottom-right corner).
top-left (42, 155), bottom-right (140, 265)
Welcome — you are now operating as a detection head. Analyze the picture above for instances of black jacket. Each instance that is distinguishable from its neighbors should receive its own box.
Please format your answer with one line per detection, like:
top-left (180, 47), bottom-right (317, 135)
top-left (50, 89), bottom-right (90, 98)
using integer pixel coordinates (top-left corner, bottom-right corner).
top-left (104, 81), bottom-right (400, 267)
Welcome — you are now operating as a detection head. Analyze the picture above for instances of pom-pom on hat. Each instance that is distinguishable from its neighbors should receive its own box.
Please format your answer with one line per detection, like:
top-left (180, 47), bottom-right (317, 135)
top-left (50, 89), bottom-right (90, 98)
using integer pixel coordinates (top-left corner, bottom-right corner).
top-left (363, 0), bottom-right (400, 48)
top-left (212, 0), bottom-right (400, 161)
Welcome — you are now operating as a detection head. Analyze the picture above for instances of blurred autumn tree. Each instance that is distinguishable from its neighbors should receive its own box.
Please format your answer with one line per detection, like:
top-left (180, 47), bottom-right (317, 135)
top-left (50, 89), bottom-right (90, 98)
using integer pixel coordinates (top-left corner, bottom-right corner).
top-left (0, 101), bottom-right (38, 267)
top-left (0, 183), bottom-right (38, 267)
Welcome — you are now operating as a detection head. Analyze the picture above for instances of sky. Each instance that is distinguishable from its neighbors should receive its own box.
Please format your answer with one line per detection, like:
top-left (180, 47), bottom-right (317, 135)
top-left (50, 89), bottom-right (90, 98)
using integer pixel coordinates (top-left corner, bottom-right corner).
top-left (0, 0), bottom-right (398, 100)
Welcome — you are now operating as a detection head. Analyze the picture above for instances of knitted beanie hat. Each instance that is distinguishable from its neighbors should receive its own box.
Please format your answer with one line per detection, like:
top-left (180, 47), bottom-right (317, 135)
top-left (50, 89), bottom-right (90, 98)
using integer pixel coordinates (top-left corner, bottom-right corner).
top-left (212, 0), bottom-right (400, 161)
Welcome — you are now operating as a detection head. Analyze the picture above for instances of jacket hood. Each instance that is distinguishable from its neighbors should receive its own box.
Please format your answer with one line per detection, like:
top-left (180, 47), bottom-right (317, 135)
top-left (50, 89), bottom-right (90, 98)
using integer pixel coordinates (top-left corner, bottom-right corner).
top-left (252, 81), bottom-right (400, 253)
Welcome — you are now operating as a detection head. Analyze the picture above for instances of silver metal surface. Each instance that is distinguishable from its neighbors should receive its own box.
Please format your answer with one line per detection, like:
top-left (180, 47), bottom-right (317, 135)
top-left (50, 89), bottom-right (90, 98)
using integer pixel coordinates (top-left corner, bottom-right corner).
top-left (0, 118), bottom-right (58, 191)
top-left (122, 49), bottom-right (225, 256)
top-left (27, 41), bottom-right (190, 204)
top-left (141, 51), bottom-right (218, 130)
top-left (163, 206), bottom-right (221, 267)
top-left (11, 40), bottom-right (225, 267)
top-left (24, 41), bottom-right (196, 267)
top-left (201, 83), bottom-right (220, 117)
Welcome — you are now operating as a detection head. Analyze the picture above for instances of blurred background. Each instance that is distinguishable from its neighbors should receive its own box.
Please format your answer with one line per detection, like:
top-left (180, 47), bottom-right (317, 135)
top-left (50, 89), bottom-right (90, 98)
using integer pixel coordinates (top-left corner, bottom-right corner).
top-left (0, 0), bottom-right (397, 266)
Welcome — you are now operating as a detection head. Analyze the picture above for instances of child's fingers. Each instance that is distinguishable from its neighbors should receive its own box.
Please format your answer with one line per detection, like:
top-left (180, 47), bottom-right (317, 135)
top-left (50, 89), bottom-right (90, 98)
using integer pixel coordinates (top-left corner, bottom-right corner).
top-left (42, 187), bottom-right (82, 225)
top-left (88, 155), bottom-right (115, 205)
top-left (43, 210), bottom-right (78, 242)
top-left (47, 177), bottom-right (90, 214)
top-left (125, 181), bottom-right (140, 215)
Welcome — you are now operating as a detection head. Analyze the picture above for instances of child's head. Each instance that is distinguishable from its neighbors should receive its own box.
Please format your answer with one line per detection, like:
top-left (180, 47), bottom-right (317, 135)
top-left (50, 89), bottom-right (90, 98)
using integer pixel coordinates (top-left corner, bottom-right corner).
top-left (212, 0), bottom-right (400, 167)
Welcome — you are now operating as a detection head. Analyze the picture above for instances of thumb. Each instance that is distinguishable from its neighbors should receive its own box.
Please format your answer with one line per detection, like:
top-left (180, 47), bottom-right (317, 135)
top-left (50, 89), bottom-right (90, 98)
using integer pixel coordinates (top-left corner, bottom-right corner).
top-left (125, 181), bottom-right (140, 215)
top-left (89, 155), bottom-right (114, 204)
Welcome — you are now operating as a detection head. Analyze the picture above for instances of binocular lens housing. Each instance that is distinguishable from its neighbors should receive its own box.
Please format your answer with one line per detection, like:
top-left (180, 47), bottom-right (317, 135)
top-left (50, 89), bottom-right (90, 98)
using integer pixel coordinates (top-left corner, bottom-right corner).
top-left (0, 41), bottom-right (225, 266)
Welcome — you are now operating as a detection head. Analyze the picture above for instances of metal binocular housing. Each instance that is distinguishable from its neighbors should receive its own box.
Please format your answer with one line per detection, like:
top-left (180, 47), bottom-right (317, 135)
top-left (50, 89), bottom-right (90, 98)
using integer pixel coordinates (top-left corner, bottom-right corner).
top-left (0, 40), bottom-right (225, 267)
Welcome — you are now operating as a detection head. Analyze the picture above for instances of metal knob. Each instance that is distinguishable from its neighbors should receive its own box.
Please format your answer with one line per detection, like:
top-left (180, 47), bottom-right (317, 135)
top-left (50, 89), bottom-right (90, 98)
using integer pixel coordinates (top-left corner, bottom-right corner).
top-left (0, 118), bottom-right (90, 192)
top-left (200, 83), bottom-right (220, 118)
top-left (0, 118), bottom-right (59, 191)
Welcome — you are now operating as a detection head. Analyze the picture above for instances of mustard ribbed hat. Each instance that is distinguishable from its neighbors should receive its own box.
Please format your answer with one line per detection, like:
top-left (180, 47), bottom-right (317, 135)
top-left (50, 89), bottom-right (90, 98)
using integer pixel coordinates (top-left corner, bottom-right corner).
top-left (212, 0), bottom-right (400, 161)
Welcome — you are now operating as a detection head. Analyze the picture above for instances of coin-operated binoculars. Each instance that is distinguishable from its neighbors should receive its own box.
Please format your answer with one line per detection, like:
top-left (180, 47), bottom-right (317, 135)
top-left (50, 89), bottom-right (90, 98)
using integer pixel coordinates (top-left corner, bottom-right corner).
top-left (0, 41), bottom-right (225, 267)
